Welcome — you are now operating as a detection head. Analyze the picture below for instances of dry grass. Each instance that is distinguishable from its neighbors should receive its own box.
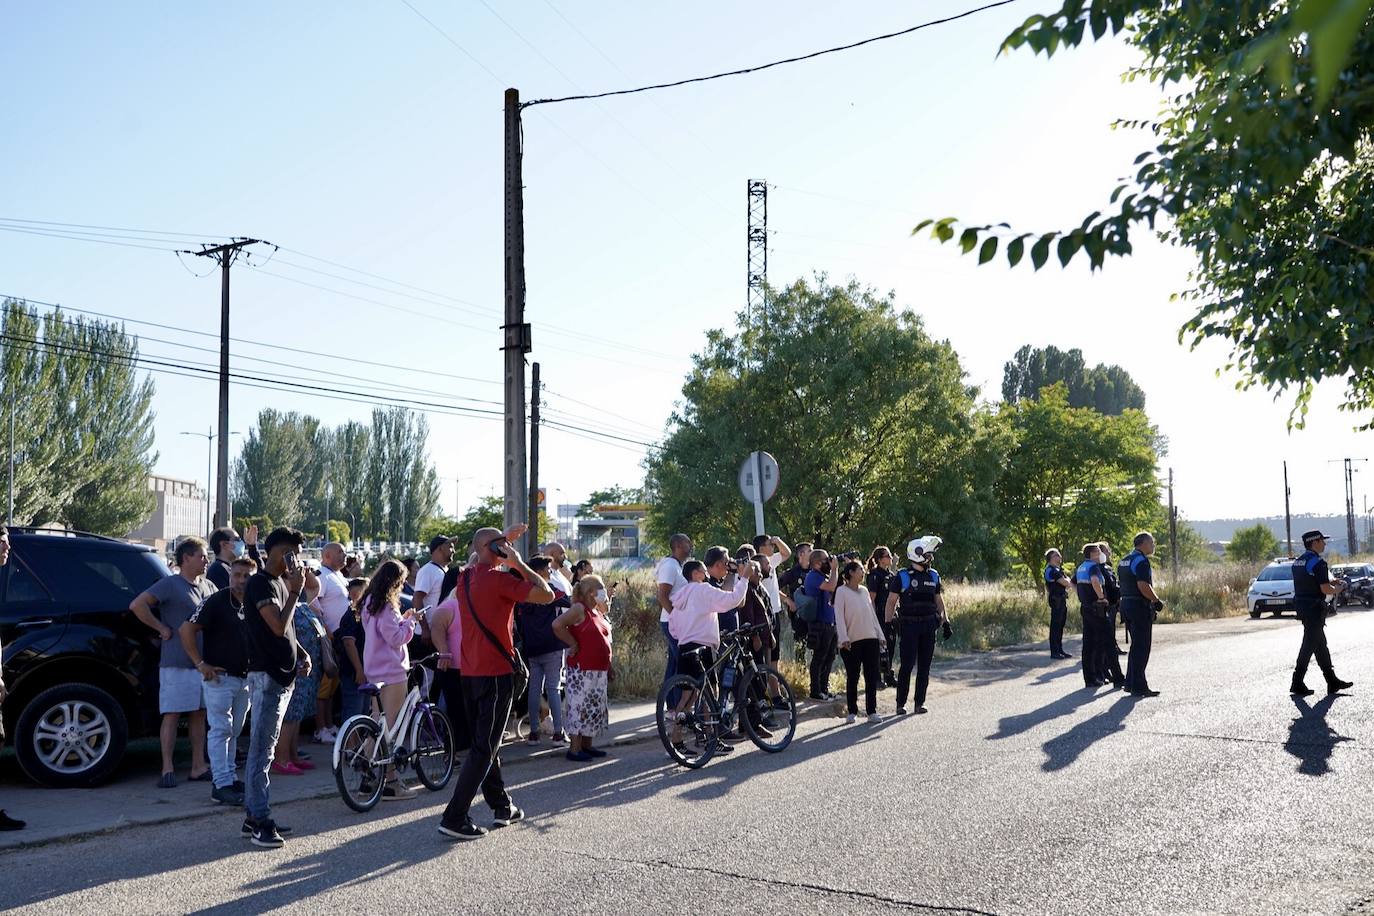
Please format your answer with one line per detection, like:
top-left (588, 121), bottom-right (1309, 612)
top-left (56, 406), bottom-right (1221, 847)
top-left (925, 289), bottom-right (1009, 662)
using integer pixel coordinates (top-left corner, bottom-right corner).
top-left (599, 561), bottom-right (1263, 699)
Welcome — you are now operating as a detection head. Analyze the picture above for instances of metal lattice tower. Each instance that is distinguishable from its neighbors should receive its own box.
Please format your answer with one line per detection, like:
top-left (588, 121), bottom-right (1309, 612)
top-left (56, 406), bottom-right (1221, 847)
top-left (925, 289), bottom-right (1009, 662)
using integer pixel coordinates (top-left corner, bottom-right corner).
top-left (747, 180), bottom-right (768, 339)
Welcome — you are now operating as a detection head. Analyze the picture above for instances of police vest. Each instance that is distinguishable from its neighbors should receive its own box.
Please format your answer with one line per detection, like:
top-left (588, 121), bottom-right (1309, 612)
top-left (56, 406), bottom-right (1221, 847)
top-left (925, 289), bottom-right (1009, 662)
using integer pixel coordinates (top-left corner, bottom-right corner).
top-left (1101, 566), bottom-right (1122, 605)
top-left (1075, 562), bottom-right (1102, 606)
top-left (1117, 550), bottom-right (1150, 601)
top-left (1044, 565), bottom-right (1068, 605)
top-left (894, 566), bottom-right (941, 617)
top-left (1292, 550), bottom-right (1327, 609)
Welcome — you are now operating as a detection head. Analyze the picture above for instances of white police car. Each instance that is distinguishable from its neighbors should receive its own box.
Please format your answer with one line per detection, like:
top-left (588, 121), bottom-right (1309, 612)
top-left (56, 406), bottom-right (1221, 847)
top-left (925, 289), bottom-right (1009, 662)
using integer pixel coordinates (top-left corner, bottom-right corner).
top-left (1247, 558), bottom-right (1297, 618)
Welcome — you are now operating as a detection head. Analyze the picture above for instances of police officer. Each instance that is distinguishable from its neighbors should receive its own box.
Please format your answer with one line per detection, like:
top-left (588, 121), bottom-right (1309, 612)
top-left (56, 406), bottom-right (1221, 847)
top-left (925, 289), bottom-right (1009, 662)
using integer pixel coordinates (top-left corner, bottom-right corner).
top-left (884, 536), bottom-right (949, 715)
top-left (1290, 529), bottom-right (1355, 697)
top-left (1098, 541), bottom-right (1126, 656)
top-left (1075, 543), bottom-right (1125, 690)
top-left (1119, 532), bottom-right (1163, 697)
top-left (1043, 549), bottom-right (1072, 660)
top-left (866, 546), bottom-right (898, 687)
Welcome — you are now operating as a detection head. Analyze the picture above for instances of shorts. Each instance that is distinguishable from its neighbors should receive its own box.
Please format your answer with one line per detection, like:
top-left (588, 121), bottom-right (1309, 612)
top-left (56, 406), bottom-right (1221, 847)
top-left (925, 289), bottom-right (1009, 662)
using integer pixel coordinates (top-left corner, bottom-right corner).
top-left (317, 674), bottom-right (339, 700)
top-left (159, 667), bottom-right (206, 714)
top-left (677, 643), bottom-right (715, 682)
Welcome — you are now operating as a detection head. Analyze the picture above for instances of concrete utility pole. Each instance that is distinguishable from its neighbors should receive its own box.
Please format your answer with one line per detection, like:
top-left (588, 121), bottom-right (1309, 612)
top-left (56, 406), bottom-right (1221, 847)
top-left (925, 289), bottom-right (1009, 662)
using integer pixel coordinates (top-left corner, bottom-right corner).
top-left (1329, 458), bottom-right (1367, 555)
top-left (527, 362), bottom-right (541, 557)
top-left (1283, 460), bottom-right (1293, 556)
top-left (189, 238), bottom-right (268, 529)
top-left (7, 395), bottom-right (13, 523)
top-left (503, 88), bottom-right (532, 539)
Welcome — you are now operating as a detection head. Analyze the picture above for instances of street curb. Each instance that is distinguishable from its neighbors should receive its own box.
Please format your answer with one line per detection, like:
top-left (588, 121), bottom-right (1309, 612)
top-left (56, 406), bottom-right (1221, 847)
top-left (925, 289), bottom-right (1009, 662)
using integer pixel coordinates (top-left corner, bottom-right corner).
top-left (1, 698), bottom-right (846, 852)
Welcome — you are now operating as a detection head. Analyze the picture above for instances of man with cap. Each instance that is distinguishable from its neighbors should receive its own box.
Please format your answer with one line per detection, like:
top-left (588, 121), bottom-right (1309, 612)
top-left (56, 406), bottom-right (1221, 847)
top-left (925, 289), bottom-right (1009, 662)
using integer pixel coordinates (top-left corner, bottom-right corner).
top-left (1118, 532), bottom-right (1163, 697)
top-left (413, 534), bottom-right (456, 616)
top-left (884, 536), bottom-right (949, 715)
top-left (1290, 529), bottom-right (1355, 697)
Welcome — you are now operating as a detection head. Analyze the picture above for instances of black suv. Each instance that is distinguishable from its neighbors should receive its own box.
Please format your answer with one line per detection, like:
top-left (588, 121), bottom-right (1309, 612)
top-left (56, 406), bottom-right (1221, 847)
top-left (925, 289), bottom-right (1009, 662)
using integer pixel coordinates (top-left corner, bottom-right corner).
top-left (1, 528), bottom-right (169, 787)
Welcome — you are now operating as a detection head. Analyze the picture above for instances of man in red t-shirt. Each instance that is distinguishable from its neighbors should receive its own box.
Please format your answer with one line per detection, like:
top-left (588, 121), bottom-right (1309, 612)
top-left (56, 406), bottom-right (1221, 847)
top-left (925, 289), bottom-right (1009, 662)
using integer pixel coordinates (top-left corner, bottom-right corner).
top-left (439, 523), bottom-right (554, 841)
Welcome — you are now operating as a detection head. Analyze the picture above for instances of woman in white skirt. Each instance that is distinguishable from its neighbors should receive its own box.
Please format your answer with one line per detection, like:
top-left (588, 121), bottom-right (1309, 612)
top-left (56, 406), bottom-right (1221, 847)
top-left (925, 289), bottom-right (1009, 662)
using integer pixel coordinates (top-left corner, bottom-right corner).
top-left (552, 575), bottom-right (614, 763)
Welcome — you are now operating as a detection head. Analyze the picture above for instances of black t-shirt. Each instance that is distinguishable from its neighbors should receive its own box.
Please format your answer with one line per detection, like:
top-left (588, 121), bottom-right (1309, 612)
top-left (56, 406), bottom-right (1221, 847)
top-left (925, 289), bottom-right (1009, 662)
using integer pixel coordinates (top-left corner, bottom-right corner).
top-left (333, 604), bottom-right (366, 682)
top-left (187, 589), bottom-right (252, 677)
top-left (242, 569), bottom-right (298, 686)
top-left (206, 559), bottom-right (231, 591)
top-left (778, 564), bottom-right (808, 602)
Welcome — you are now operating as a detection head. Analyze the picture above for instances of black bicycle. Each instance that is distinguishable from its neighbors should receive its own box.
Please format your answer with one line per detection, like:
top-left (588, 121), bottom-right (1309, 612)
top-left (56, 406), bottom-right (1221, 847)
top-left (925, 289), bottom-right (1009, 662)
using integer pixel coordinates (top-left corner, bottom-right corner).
top-left (655, 623), bottom-right (798, 768)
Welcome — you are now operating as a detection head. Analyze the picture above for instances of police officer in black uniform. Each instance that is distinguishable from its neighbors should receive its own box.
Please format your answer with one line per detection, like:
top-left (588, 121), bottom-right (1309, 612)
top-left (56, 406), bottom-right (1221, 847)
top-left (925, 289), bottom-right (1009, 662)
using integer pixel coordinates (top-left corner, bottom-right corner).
top-left (1119, 532), bottom-right (1163, 697)
top-left (1290, 529), bottom-right (1355, 697)
top-left (1098, 542), bottom-right (1126, 656)
top-left (884, 536), bottom-right (949, 715)
top-left (866, 546), bottom-right (898, 688)
top-left (1043, 549), bottom-right (1072, 660)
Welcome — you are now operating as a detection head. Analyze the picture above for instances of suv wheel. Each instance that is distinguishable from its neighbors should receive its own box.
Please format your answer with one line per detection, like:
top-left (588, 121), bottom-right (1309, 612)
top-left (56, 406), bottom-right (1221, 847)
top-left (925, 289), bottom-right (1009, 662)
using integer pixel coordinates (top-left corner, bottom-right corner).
top-left (15, 683), bottom-right (128, 788)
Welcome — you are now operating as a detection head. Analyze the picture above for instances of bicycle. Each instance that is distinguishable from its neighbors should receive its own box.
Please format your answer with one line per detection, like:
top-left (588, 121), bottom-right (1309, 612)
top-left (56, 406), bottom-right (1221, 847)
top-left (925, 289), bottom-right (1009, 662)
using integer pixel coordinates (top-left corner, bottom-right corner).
top-left (332, 652), bottom-right (456, 812)
top-left (655, 623), bottom-right (798, 769)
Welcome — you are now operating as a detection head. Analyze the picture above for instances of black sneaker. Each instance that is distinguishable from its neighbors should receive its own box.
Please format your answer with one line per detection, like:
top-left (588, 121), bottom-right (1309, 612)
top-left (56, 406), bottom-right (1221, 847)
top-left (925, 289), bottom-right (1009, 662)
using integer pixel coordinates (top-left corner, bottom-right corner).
top-left (232, 779), bottom-right (245, 794)
top-left (584, 746), bottom-right (608, 759)
top-left (712, 741), bottom-right (734, 755)
top-left (1133, 688), bottom-right (1161, 698)
top-left (0, 810), bottom-right (25, 831)
top-left (250, 819), bottom-right (284, 848)
top-left (211, 784), bottom-right (244, 806)
top-left (492, 804), bottom-right (524, 827)
top-left (771, 697), bottom-right (790, 711)
top-left (438, 820), bottom-right (487, 841)
top-left (242, 818), bottom-right (292, 837)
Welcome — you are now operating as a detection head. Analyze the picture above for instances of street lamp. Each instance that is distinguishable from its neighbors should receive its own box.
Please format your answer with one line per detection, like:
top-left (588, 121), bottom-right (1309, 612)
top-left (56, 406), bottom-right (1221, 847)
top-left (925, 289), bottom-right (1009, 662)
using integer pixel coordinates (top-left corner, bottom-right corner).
top-left (181, 428), bottom-right (241, 534)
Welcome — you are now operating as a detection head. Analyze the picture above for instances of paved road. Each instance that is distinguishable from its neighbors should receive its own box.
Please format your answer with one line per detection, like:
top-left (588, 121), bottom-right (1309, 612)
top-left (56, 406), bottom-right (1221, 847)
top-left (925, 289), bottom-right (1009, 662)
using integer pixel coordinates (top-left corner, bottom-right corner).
top-left (6, 611), bottom-right (1374, 915)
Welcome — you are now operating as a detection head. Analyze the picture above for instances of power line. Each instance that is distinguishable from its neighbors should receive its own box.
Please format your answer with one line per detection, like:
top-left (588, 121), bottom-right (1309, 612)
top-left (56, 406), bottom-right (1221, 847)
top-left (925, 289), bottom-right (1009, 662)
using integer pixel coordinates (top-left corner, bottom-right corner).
top-left (0, 224), bottom-right (177, 252)
top-left (0, 216), bottom-right (224, 239)
top-left (522, 0), bottom-right (1021, 107)
top-left (397, 0), bottom-right (507, 85)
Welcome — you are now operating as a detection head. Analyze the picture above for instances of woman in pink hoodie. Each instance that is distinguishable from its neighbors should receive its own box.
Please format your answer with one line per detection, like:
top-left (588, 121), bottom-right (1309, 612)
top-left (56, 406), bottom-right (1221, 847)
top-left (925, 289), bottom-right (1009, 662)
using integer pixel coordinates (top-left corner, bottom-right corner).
top-left (360, 559), bottom-right (419, 800)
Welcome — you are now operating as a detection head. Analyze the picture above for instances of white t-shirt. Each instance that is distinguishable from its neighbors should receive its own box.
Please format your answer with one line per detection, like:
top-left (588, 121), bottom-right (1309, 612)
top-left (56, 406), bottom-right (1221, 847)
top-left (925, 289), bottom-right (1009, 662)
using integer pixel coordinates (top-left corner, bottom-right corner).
top-left (549, 566), bottom-right (574, 599)
top-left (655, 555), bottom-right (687, 623)
top-left (414, 561), bottom-right (447, 611)
top-left (315, 567), bottom-right (352, 634)
top-left (759, 553), bottom-right (782, 618)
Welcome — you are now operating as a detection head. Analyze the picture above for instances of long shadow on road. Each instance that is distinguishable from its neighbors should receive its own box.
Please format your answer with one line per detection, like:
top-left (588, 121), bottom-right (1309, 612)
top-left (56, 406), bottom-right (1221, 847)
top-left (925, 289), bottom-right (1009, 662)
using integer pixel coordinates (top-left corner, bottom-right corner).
top-left (986, 682), bottom-right (1118, 742)
top-left (1040, 695), bottom-right (1137, 772)
top-left (1285, 693), bottom-right (1352, 776)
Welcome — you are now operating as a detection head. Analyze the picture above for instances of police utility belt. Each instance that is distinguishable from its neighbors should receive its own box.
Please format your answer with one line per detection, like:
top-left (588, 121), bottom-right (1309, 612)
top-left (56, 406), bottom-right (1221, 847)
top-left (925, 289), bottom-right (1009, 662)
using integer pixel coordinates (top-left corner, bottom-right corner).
top-left (898, 607), bottom-right (939, 619)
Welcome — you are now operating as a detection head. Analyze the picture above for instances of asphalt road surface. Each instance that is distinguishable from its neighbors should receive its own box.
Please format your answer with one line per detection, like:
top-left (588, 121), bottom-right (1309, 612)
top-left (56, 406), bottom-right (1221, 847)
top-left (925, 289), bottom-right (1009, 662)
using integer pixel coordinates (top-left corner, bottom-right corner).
top-left (6, 611), bottom-right (1373, 915)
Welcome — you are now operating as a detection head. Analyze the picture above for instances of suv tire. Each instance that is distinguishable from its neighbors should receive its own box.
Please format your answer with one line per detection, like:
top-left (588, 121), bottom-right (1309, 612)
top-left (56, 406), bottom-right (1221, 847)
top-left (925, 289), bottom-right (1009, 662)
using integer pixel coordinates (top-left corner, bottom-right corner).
top-left (15, 683), bottom-right (129, 788)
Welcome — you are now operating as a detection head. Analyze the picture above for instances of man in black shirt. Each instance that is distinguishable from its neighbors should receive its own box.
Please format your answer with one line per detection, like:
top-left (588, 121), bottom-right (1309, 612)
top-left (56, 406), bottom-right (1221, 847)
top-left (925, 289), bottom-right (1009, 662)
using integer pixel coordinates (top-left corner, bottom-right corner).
top-left (181, 556), bottom-right (256, 806)
top-left (206, 524), bottom-right (261, 590)
top-left (777, 542), bottom-right (813, 663)
top-left (240, 527), bottom-right (317, 848)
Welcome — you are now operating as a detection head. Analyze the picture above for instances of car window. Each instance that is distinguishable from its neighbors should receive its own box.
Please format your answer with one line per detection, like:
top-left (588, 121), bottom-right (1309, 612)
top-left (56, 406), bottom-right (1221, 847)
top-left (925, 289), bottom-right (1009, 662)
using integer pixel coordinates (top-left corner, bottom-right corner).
top-left (1257, 565), bottom-right (1293, 581)
top-left (2, 557), bottom-right (54, 603)
top-left (18, 541), bottom-right (167, 605)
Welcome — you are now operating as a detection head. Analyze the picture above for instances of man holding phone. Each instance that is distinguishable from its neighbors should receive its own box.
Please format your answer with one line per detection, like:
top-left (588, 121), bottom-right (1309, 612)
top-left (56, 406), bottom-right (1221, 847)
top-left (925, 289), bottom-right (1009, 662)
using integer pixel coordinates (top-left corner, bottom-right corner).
top-left (438, 523), bottom-right (554, 842)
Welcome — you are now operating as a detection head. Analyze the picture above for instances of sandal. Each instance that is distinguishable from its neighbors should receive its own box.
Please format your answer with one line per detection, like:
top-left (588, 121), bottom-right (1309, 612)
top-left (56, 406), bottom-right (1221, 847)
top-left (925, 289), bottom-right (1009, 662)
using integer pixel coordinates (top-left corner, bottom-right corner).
top-left (188, 770), bottom-right (212, 782)
top-left (157, 772), bottom-right (177, 789)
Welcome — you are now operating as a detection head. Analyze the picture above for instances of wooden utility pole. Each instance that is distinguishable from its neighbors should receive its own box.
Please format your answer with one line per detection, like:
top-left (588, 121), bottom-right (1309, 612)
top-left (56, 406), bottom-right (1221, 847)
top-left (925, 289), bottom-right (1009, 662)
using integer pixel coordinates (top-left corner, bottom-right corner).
top-left (1283, 460), bottom-right (1293, 556)
top-left (527, 362), bottom-right (541, 557)
top-left (503, 88), bottom-right (531, 540)
top-left (190, 238), bottom-right (267, 529)
top-left (1168, 467), bottom-right (1179, 581)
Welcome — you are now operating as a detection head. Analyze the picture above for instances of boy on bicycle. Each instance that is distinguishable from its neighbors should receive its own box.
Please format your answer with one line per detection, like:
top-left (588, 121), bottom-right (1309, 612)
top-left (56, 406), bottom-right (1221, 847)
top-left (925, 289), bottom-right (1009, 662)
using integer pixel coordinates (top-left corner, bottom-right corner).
top-left (666, 556), bottom-right (750, 753)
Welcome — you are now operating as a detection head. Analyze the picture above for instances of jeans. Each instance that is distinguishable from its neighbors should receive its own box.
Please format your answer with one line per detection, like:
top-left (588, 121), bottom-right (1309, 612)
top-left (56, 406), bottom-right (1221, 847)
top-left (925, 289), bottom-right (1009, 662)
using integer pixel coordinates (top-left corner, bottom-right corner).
top-left (339, 674), bottom-right (364, 722)
top-left (202, 674), bottom-right (251, 789)
top-left (1048, 601), bottom-right (1067, 655)
top-left (808, 622), bottom-right (838, 697)
top-left (841, 638), bottom-right (882, 715)
top-left (244, 672), bottom-right (293, 822)
top-left (660, 620), bottom-right (680, 707)
top-left (1122, 601), bottom-right (1153, 693)
top-left (896, 616), bottom-right (939, 709)
top-left (1294, 610), bottom-right (1337, 685)
top-left (526, 651), bottom-right (565, 736)
top-left (441, 674), bottom-right (514, 828)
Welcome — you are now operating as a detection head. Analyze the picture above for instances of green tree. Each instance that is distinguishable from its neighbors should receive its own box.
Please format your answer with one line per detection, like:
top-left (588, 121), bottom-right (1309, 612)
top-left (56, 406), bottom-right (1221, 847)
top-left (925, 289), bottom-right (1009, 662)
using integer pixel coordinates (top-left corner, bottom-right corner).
top-left (916, 1), bottom-right (1374, 424)
top-left (0, 300), bottom-right (156, 534)
top-left (1002, 345), bottom-right (1146, 415)
top-left (1227, 523), bottom-right (1281, 563)
top-left (232, 410), bottom-right (315, 525)
top-left (994, 384), bottom-right (1161, 579)
top-left (644, 276), bottom-right (1005, 578)
top-left (579, 485), bottom-right (645, 516)
top-left (325, 519), bottom-right (351, 543)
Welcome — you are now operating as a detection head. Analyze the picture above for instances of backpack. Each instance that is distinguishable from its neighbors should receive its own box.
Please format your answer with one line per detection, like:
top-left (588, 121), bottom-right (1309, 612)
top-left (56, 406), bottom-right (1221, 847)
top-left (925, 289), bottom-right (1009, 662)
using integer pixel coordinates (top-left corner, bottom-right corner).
top-left (794, 587), bottom-right (818, 623)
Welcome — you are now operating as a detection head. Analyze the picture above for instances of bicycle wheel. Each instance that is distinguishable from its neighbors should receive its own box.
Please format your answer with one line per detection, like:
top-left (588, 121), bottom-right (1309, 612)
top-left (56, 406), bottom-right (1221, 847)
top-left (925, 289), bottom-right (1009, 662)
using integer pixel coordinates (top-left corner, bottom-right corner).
top-left (656, 674), bottom-right (720, 769)
top-left (409, 705), bottom-right (455, 791)
top-left (741, 666), bottom-right (796, 753)
top-left (334, 716), bottom-right (386, 812)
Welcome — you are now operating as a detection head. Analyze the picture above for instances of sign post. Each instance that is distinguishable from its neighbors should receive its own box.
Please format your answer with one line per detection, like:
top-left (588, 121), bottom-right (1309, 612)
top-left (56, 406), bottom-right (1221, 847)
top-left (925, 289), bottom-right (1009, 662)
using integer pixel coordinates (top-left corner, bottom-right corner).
top-left (738, 451), bottom-right (780, 537)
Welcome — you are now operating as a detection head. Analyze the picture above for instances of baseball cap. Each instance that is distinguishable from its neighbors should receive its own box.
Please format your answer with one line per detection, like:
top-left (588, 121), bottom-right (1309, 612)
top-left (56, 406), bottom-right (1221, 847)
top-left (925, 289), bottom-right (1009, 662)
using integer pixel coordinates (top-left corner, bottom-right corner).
top-left (428, 534), bottom-right (453, 553)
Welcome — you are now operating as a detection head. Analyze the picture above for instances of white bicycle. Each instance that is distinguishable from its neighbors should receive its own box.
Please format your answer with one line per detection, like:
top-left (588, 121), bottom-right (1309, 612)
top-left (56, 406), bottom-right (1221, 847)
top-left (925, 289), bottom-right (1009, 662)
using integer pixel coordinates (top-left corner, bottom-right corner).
top-left (332, 653), bottom-right (455, 812)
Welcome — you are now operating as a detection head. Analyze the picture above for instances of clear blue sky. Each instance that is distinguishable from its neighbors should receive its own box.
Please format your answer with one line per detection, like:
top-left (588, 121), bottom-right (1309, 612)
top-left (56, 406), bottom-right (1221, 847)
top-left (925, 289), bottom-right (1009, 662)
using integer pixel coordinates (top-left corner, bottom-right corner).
top-left (1, 1), bottom-right (1368, 526)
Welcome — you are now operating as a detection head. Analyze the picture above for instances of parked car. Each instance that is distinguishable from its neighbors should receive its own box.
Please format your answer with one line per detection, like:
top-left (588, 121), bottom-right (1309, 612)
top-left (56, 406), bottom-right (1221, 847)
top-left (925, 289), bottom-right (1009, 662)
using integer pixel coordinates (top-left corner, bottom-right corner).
top-left (1, 528), bottom-right (169, 786)
top-left (1247, 559), bottom-right (1297, 618)
top-left (1331, 563), bottom-right (1374, 608)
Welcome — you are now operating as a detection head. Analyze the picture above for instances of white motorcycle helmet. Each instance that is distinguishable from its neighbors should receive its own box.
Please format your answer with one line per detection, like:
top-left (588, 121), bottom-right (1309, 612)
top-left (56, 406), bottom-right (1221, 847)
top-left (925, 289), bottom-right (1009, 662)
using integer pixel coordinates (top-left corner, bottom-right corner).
top-left (907, 535), bottom-right (942, 565)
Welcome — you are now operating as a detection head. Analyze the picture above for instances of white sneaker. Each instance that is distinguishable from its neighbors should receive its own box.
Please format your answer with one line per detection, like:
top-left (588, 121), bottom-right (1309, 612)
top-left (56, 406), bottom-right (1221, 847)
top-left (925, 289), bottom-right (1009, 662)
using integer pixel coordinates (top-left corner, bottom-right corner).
top-left (845, 714), bottom-right (857, 724)
top-left (867, 713), bottom-right (883, 724)
top-left (314, 729), bottom-right (336, 744)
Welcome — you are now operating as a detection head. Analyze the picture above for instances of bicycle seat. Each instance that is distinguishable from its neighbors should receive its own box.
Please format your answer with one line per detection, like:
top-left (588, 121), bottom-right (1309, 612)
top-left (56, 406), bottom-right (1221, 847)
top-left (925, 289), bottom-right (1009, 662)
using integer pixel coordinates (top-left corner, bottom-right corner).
top-left (357, 683), bottom-right (384, 697)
